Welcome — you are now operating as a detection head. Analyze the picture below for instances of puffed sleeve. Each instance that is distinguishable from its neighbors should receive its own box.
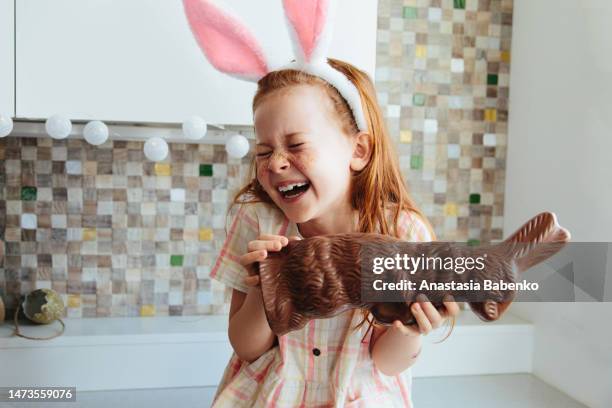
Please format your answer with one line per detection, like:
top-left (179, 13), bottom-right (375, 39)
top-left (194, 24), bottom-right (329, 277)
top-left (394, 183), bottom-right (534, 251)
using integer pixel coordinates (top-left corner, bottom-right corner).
top-left (398, 210), bottom-right (434, 243)
top-left (209, 203), bottom-right (260, 294)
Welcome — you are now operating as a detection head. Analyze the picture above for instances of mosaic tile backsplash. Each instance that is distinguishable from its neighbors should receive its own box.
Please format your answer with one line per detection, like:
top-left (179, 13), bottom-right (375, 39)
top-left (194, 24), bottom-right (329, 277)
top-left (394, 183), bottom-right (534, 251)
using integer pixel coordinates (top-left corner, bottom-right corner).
top-left (0, 134), bottom-right (253, 317)
top-left (378, 0), bottom-right (512, 243)
top-left (0, 0), bottom-right (513, 317)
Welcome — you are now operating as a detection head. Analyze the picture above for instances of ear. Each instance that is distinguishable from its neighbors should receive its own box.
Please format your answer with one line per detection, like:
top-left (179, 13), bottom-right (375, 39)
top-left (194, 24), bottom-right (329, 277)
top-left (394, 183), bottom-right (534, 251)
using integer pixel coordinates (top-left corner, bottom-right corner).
top-left (183, 0), bottom-right (269, 82)
top-left (350, 132), bottom-right (372, 172)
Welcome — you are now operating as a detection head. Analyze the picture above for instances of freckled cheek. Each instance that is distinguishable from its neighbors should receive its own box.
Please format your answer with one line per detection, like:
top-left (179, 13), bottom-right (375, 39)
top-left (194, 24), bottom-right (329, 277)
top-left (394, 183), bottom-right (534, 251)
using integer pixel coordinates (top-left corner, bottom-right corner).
top-left (255, 161), bottom-right (270, 189)
top-left (291, 152), bottom-right (315, 174)
top-left (254, 152), bottom-right (315, 181)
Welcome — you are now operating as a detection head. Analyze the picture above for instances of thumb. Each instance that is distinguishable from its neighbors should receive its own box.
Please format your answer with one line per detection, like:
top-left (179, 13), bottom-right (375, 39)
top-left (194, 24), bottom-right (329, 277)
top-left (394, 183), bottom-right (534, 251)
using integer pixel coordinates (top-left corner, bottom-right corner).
top-left (288, 235), bottom-right (302, 241)
top-left (244, 275), bottom-right (261, 287)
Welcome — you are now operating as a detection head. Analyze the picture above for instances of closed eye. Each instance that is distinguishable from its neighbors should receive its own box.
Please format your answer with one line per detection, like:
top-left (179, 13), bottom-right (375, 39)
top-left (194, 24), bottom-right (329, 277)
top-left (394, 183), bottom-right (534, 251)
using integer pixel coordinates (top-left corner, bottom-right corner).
top-left (256, 152), bottom-right (272, 157)
top-left (289, 143), bottom-right (304, 149)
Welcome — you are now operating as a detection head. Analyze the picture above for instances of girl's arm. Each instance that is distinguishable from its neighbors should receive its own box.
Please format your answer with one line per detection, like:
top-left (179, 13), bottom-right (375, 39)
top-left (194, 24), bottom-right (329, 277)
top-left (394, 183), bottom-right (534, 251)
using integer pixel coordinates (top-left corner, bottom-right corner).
top-left (370, 299), bottom-right (459, 376)
top-left (369, 322), bottom-right (422, 376)
top-left (228, 287), bottom-right (277, 363)
top-left (227, 234), bottom-right (297, 363)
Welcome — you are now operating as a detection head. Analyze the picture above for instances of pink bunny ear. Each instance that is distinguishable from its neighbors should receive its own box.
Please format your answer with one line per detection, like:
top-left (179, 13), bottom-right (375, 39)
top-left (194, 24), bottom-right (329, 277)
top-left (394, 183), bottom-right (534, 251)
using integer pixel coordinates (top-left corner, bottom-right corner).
top-left (183, 0), bottom-right (269, 81)
top-left (282, 0), bottom-right (333, 64)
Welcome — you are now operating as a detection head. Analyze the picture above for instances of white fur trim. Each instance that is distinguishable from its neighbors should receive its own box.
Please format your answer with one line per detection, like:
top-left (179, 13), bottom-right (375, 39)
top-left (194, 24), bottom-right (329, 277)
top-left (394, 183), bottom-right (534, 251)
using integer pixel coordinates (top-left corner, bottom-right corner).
top-left (305, 62), bottom-right (367, 132)
top-left (283, 0), bottom-right (338, 65)
top-left (276, 61), bottom-right (367, 132)
top-left (310, 1), bottom-right (337, 64)
top-left (278, 1), bottom-right (365, 131)
top-left (283, 10), bottom-right (308, 64)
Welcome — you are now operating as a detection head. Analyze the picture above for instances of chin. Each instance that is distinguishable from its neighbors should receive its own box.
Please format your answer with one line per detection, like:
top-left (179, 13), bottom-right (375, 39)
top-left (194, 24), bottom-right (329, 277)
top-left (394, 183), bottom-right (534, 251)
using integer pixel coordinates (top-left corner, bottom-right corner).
top-left (266, 188), bottom-right (317, 224)
top-left (282, 207), bottom-right (314, 224)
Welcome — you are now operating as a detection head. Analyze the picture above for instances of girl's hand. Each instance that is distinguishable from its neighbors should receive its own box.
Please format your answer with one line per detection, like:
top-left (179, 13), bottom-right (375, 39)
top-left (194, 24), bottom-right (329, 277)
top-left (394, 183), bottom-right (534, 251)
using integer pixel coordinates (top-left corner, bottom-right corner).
top-left (240, 234), bottom-right (302, 288)
top-left (390, 296), bottom-right (461, 337)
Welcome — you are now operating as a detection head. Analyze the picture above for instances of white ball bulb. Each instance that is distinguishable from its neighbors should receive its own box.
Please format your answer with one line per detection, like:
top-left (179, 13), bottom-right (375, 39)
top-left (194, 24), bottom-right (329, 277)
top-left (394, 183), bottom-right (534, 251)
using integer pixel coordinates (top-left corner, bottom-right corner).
top-left (182, 116), bottom-right (207, 140)
top-left (225, 134), bottom-right (250, 159)
top-left (83, 120), bottom-right (109, 145)
top-left (0, 114), bottom-right (13, 138)
top-left (45, 114), bottom-right (72, 139)
top-left (144, 137), bottom-right (169, 162)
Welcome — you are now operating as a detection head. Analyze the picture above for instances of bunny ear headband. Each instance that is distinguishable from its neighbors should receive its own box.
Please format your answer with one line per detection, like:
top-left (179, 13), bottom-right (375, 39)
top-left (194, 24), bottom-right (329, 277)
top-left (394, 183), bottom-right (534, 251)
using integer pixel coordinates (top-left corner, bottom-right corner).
top-left (182, 0), bottom-right (368, 132)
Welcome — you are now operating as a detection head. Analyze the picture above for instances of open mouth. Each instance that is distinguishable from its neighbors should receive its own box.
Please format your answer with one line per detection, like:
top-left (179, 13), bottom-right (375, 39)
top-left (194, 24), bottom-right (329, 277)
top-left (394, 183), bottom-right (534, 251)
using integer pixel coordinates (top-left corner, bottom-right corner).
top-left (277, 181), bottom-right (310, 200)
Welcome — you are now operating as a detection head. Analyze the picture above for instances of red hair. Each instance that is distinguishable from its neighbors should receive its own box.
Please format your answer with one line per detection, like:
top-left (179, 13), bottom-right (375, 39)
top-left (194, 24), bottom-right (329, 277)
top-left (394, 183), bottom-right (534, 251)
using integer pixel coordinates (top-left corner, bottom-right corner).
top-left (229, 58), bottom-right (436, 333)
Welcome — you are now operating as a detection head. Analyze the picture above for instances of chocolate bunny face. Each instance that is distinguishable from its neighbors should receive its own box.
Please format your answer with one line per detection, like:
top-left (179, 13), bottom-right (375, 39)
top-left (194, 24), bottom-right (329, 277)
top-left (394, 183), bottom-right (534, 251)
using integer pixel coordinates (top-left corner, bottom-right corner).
top-left (257, 212), bottom-right (570, 336)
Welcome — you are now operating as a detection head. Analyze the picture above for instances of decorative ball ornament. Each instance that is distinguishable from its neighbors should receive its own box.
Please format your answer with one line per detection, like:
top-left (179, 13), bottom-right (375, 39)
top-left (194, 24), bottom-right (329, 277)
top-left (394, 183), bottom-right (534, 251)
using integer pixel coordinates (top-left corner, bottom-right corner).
top-left (0, 114), bottom-right (13, 138)
top-left (225, 134), bottom-right (250, 159)
top-left (144, 136), bottom-right (169, 162)
top-left (83, 120), bottom-right (109, 145)
top-left (13, 288), bottom-right (66, 340)
top-left (182, 116), bottom-right (207, 140)
top-left (22, 289), bottom-right (65, 324)
top-left (45, 115), bottom-right (72, 139)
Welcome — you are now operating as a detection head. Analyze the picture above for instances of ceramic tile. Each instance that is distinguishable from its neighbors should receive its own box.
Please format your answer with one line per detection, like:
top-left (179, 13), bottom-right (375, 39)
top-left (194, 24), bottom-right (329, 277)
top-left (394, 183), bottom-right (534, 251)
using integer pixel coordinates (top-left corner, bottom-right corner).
top-left (0, 0), bottom-right (512, 317)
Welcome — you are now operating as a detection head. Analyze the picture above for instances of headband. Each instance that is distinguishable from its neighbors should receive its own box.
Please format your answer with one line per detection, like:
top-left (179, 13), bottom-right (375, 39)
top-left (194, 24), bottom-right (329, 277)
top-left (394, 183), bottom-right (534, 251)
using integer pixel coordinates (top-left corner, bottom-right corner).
top-left (182, 0), bottom-right (368, 132)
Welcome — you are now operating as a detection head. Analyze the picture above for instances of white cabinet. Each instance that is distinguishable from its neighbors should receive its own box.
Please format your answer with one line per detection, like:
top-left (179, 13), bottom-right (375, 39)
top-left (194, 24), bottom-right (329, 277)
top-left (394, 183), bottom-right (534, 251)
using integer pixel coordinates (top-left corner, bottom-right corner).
top-left (16, 0), bottom-right (377, 125)
top-left (0, 0), bottom-right (14, 116)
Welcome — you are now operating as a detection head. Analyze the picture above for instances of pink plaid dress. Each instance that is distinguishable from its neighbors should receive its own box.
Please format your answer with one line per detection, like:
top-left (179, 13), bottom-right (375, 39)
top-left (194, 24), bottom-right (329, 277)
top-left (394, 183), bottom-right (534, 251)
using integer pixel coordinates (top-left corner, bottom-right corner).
top-left (209, 201), bottom-right (433, 407)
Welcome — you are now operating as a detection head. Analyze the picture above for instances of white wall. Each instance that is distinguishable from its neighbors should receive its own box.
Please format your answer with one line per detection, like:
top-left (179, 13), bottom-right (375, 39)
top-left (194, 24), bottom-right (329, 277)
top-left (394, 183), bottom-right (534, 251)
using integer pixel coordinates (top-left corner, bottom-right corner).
top-left (0, 0), bottom-right (15, 116)
top-left (505, 1), bottom-right (612, 407)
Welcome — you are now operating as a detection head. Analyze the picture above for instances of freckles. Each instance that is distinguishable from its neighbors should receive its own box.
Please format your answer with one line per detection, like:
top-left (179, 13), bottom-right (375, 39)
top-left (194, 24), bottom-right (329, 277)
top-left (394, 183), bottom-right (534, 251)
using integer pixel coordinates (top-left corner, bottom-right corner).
top-left (256, 160), bottom-right (270, 180)
top-left (291, 151), bottom-right (315, 173)
top-left (272, 151), bottom-right (290, 163)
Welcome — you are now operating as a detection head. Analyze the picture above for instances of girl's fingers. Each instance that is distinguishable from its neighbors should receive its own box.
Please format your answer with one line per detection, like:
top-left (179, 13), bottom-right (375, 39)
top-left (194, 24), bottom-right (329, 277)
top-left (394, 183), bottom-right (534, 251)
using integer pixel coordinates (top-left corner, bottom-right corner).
top-left (393, 320), bottom-right (408, 335)
top-left (244, 275), bottom-right (260, 287)
top-left (392, 320), bottom-right (420, 337)
top-left (247, 239), bottom-right (283, 252)
top-left (247, 235), bottom-right (290, 252)
top-left (418, 301), bottom-right (443, 329)
top-left (239, 249), bottom-right (267, 267)
top-left (258, 234), bottom-right (289, 246)
top-left (412, 302), bottom-right (433, 334)
top-left (442, 299), bottom-right (461, 317)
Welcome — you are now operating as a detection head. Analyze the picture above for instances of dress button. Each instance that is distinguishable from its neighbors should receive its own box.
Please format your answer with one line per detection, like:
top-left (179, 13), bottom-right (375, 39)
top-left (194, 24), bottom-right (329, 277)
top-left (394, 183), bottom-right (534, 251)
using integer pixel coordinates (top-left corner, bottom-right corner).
top-left (312, 348), bottom-right (321, 356)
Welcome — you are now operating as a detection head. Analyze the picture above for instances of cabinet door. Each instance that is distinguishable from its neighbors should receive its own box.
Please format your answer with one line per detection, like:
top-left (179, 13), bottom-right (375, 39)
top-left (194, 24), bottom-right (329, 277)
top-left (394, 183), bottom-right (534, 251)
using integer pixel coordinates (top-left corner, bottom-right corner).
top-left (16, 0), bottom-right (377, 125)
top-left (0, 0), bottom-right (15, 116)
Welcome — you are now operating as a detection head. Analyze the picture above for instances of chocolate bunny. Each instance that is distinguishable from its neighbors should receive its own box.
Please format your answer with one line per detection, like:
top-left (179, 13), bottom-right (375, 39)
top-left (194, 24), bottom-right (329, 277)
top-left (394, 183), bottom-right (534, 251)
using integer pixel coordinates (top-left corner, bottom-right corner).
top-left (257, 212), bottom-right (570, 336)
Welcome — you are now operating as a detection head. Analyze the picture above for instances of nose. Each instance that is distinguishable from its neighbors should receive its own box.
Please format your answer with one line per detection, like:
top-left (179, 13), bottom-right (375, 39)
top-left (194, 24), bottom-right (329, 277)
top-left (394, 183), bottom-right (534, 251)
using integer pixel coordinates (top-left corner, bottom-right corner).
top-left (268, 151), bottom-right (290, 173)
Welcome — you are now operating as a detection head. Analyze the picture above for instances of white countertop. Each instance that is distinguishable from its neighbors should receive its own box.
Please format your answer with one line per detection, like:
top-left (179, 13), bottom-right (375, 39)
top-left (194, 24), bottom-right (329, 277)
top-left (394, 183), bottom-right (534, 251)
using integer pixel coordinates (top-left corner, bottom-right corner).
top-left (0, 310), bottom-right (530, 349)
top-left (0, 311), bottom-right (534, 390)
top-left (0, 315), bottom-right (229, 349)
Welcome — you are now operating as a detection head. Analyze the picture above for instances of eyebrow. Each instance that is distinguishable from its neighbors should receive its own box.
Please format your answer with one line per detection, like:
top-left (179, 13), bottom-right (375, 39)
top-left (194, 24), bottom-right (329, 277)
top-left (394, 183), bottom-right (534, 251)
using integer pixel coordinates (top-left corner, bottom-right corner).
top-left (256, 132), bottom-right (304, 147)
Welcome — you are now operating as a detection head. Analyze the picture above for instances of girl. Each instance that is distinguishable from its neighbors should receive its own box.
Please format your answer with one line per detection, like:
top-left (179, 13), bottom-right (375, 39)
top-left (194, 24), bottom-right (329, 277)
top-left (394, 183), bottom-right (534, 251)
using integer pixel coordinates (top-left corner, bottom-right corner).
top-left (208, 58), bottom-right (460, 407)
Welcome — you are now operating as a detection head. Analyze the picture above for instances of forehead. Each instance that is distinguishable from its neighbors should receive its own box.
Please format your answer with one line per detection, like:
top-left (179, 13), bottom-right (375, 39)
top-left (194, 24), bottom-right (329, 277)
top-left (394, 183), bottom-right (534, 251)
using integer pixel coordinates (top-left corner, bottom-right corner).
top-left (253, 85), bottom-right (338, 140)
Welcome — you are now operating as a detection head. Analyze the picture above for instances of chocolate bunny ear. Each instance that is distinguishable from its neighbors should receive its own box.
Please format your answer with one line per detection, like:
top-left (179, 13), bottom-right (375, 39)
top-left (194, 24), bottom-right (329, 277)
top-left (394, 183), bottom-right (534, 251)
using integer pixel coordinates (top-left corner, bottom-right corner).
top-left (503, 212), bottom-right (571, 272)
top-left (183, 0), bottom-right (270, 82)
top-left (282, 0), bottom-right (336, 64)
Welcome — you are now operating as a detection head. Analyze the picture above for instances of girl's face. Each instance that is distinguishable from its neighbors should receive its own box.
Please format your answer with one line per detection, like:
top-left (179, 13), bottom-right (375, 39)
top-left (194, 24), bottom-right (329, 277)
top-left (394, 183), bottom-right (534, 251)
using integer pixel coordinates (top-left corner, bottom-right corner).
top-left (253, 84), bottom-right (356, 224)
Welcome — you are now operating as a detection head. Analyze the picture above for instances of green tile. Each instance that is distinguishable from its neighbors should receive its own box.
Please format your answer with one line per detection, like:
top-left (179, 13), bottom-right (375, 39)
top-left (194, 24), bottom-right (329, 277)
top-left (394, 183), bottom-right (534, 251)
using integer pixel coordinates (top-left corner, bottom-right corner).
top-left (487, 74), bottom-right (499, 86)
top-left (469, 193), bottom-right (481, 204)
top-left (467, 239), bottom-right (480, 247)
top-left (454, 0), bottom-right (466, 9)
top-left (402, 6), bottom-right (417, 19)
top-left (410, 155), bottom-right (423, 170)
top-left (21, 186), bottom-right (37, 201)
top-left (199, 164), bottom-right (213, 177)
top-left (170, 255), bottom-right (184, 267)
top-left (413, 93), bottom-right (426, 107)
